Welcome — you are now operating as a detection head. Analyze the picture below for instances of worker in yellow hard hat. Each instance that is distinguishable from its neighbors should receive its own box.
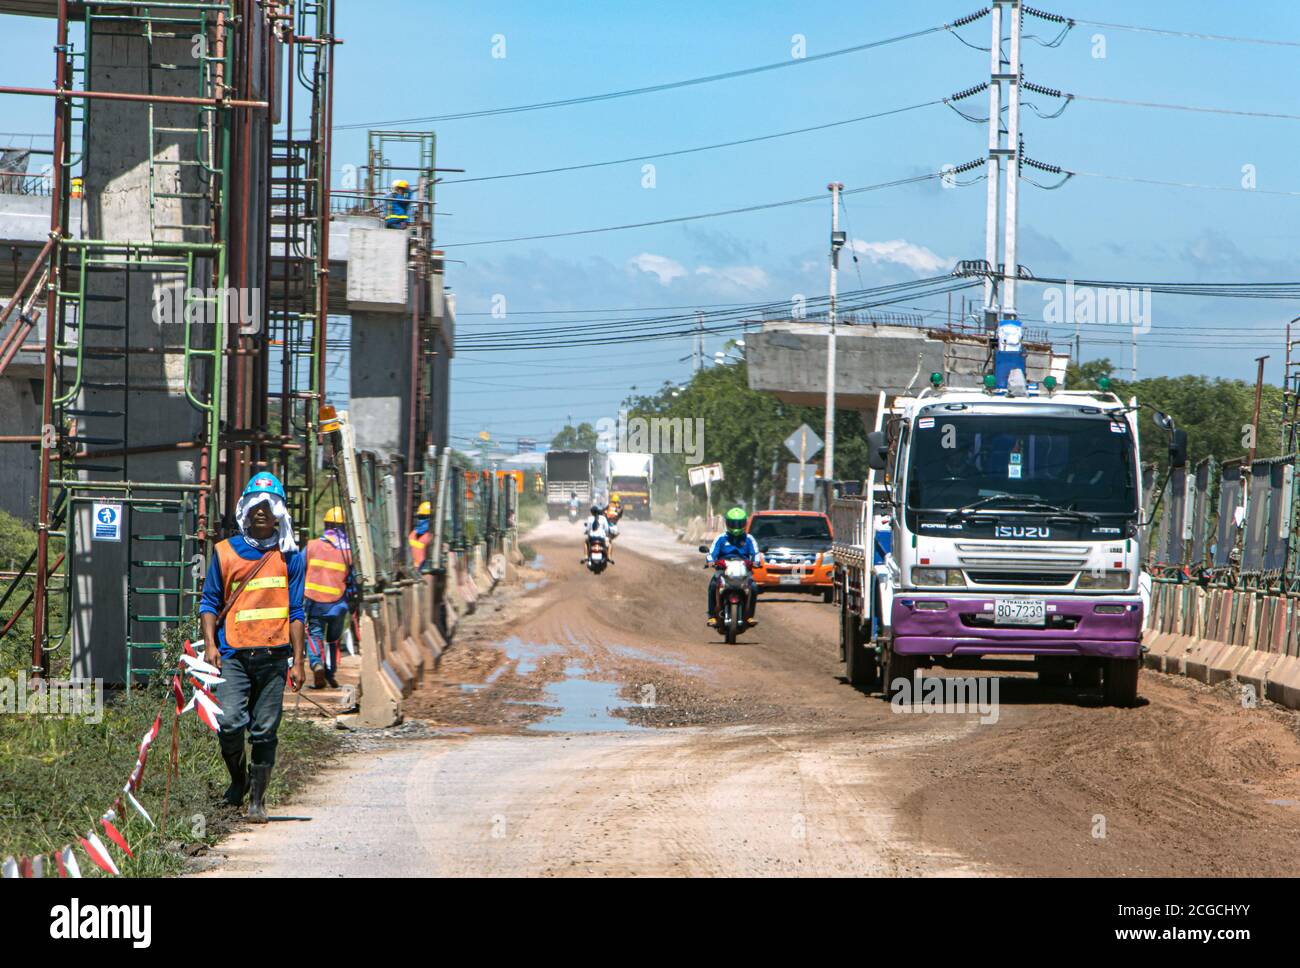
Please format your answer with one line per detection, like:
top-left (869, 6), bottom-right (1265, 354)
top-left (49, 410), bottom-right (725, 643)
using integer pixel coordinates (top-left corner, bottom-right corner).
top-left (409, 499), bottom-right (434, 568)
top-left (302, 505), bottom-right (355, 689)
top-left (385, 178), bottom-right (412, 229)
top-left (607, 492), bottom-right (624, 525)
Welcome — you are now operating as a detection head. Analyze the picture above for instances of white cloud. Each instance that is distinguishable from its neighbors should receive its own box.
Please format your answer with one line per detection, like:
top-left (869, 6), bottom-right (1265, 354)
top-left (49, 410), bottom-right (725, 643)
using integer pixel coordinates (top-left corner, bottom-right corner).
top-left (626, 252), bottom-right (687, 286)
top-left (694, 264), bottom-right (770, 293)
top-left (849, 239), bottom-right (951, 275)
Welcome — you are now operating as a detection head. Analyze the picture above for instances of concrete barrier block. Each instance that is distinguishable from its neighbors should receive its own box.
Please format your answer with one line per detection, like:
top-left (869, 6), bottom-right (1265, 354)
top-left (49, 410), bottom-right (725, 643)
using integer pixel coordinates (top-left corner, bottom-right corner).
top-left (422, 625), bottom-right (446, 666)
top-left (1235, 649), bottom-right (1283, 704)
top-left (1183, 639), bottom-right (1240, 684)
top-left (1264, 655), bottom-right (1300, 710)
top-left (1142, 631), bottom-right (1180, 671)
top-left (1207, 642), bottom-right (1255, 686)
top-left (357, 611), bottom-right (402, 728)
top-left (1162, 634), bottom-right (1197, 677)
top-left (400, 635), bottom-right (425, 682)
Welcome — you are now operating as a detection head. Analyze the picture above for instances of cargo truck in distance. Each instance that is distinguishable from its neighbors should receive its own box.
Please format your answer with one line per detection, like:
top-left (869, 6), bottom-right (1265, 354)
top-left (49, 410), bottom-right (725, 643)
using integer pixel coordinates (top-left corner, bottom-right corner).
top-left (606, 451), bottom-right (654, 519)
top-left (545, 450), bottom-right (593, 519)
top-left (831, 375), bottom-right (1186, 708)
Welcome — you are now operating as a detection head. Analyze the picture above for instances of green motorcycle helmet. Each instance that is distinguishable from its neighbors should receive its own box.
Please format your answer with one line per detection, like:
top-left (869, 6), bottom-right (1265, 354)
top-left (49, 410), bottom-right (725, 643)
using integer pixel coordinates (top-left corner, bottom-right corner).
top-left (724, 506), bottom-right (747, 540)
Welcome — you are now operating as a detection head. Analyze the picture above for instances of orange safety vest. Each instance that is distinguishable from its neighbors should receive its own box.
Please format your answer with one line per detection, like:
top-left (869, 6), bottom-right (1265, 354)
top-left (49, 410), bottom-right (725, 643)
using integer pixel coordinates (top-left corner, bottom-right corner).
top-left (215, 539), bottom-right (290, 649)
top-left (304, 536), bottom-right (351, 604)
top-left (409, 529), bottom-right (432, 566)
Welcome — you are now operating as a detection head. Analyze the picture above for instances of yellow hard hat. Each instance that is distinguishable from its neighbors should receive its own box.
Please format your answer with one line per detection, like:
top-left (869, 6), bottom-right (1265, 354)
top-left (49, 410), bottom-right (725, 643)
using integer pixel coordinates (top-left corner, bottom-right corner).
top-left (393, 179), bottom-right (410, 190)
top-left (611, 493), bottom-right (621, 502)
top-left (324, 506), bottom-right (344, 524)
top-left (417, 500), bottom-right (432, 516)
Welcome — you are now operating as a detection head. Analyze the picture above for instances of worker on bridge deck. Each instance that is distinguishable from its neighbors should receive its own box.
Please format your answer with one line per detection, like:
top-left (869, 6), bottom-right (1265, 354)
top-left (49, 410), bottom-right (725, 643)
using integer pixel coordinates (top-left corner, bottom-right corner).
top-left (304, 505), bottom-right (355, 689)
top-left (409, 499), bottom-right (434, 568)
top-left (200, 472), bottom-right (306, 823)
top-left (385, 178), bottom-right (412, 229)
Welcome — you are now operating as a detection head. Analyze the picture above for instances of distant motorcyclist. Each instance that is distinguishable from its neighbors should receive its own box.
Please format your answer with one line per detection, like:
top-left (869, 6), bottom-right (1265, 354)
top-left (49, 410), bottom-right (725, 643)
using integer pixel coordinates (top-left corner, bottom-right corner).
top-left (607, 493), bottom-right (624, 525)
top-left (705, 506), bottom-right (760, 628)
top-left (583, 502), bottom-right (616, 563)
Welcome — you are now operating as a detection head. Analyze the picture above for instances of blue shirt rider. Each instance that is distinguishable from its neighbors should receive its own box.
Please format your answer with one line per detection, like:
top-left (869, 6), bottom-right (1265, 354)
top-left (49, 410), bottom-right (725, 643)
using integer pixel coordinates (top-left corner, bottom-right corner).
top-left (705, 506), bottom-right (760, 627)
top-left (385, 179), bottom-right (412, 229)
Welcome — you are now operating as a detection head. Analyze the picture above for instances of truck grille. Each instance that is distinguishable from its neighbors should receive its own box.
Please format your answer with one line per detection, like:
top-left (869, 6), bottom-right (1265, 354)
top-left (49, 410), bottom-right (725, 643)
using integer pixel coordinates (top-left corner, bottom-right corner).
top-left (956, 541), bottom-right (1090, 571)
top-left (965, 571), bottom-right (1077, 587)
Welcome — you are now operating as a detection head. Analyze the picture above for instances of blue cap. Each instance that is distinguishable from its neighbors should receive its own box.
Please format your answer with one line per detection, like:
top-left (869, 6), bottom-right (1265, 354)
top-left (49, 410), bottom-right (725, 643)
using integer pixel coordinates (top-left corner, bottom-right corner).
top-left (241, 472), bottom-right (286, 502)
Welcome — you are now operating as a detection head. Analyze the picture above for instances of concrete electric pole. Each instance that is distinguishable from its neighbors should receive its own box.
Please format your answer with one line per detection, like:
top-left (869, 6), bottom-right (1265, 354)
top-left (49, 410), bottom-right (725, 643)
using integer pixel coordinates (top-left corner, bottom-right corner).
top-left (824, 181), bottom-right (845, 485)
top-left (983, 0), bottom-right (1023, 325)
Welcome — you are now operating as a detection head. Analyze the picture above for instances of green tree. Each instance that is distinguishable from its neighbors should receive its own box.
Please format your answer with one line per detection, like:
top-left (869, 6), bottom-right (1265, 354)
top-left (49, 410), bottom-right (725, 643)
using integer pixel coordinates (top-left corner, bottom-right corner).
top-left (551, 422), bottom-right (600, 452)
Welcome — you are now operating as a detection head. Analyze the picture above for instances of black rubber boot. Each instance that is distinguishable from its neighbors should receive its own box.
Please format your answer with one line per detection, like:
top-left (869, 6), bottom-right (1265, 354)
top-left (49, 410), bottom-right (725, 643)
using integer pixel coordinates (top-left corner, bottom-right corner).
top-left (247, 765), bottom-right (272, 824)
top-left (219, 740), bottom-right (248, 807)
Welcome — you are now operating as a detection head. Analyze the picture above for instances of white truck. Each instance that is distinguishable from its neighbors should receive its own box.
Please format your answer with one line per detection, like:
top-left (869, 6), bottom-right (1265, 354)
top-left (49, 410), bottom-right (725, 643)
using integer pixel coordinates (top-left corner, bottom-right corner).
top-left (606, 451), bottom-right (653, 519)
top-left (831, 376), bottom-right (1185, 708)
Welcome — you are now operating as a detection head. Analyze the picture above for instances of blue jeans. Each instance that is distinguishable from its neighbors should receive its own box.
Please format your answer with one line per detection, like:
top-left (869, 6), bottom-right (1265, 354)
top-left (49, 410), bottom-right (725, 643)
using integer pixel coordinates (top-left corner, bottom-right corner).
top-left (305, 599), bottom-right (348, 673)
top-left (212, 647), bottom-right (290, 766)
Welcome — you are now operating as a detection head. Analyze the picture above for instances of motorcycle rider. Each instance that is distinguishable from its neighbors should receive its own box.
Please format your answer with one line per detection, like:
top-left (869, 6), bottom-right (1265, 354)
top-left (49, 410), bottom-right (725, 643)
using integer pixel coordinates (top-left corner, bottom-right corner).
top-left (705, 506), bottom-right (760, 628)
top-left (568, 491), bottom-right (581, 520)
top-left (607, 493), bottom-right (624, 525)
top-left (583, 502), bottom-right (616, 564)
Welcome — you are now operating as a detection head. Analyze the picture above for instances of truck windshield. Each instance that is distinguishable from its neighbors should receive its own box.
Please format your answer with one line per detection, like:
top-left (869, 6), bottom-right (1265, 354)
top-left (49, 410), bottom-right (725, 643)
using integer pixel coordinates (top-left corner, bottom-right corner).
top-left (905, 414), bottom-right (1137, 515)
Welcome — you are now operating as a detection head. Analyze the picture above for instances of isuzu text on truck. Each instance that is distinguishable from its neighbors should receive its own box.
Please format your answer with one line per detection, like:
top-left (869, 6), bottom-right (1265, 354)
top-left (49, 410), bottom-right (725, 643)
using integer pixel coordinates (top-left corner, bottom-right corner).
top-left (831, 363), bottom-right (1185, 708)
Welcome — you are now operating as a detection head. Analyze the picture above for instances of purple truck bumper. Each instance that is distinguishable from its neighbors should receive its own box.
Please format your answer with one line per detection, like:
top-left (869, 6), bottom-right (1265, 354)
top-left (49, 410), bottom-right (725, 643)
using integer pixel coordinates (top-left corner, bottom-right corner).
top-left (891, 597), bottom-right (1143, 660)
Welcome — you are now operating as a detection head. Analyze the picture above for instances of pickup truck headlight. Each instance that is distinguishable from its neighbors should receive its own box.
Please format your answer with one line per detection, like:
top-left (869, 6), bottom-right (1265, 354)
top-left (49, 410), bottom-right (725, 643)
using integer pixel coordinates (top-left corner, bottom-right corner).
top-left (1076, 570), bottom-right (1130, 589)
top-left (911, 567), bottom-right (965, 587)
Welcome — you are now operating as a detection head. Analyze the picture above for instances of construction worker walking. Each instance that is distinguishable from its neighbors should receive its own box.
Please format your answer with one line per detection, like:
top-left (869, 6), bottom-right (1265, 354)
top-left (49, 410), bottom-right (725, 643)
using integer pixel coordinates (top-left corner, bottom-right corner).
top-left (200, 473), bottom-right (306, 823)
top-left (385, 179), bottom-right (412, 229)
top-left (303, 506), bottom-right (355, 689)
top-left (409, 499), bottom-right (434, 568)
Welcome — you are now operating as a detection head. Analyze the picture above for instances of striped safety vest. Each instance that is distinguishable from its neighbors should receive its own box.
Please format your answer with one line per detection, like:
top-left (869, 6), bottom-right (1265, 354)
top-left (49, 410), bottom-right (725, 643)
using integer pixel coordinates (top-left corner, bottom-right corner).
top-left (409, 529), bottom-right (432, 566)
top-left (215, 540), bottom-right (290, 649)
top-left (304, 537), bottom-right (350, 604)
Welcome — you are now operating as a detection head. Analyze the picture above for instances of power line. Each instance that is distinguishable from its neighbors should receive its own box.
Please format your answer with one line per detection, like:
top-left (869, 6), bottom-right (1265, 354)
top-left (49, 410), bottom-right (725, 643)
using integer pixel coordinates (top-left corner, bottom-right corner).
top-left (438, 100), bottom-right (942, 185)
top-left (331, 20), bottom-right (963, 129)
top-left (439, 170), bottom-right (964, 248)
top-left (1071, 18), bottom-right (1300, 48)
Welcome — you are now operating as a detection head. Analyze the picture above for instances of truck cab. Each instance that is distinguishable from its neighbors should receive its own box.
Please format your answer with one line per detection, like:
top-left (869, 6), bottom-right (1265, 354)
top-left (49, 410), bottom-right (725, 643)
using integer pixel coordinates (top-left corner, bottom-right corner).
top-left (833, 377), bottom-right (1183, 707)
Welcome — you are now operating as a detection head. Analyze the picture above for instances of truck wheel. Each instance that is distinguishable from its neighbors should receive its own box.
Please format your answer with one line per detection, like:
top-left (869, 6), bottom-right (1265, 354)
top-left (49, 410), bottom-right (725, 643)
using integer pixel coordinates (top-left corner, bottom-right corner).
top-left (822, 587), bottom-right (834, 604)
top-left (1104, 658), bottom-right (1139, 707)
top-left (1072, 661), bottom-right (1103, 690)
top-left (845, 620), bottom-right (878, 690)
top-left (883, 643), bottom-right (920, 702)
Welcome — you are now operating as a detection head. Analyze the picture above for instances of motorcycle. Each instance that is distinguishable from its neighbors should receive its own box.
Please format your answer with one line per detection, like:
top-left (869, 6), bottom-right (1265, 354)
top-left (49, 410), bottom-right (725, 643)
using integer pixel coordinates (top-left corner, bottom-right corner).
top-left (699, 546), bottom-right (755, 644)
top-left (568, 505), bottom-right (580, 523)
top-left (585, 535), bottom-right (610, 574)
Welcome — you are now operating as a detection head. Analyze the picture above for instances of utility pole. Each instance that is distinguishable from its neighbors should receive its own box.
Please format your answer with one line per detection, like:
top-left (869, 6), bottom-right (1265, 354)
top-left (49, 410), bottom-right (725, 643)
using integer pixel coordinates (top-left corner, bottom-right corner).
top-left (982, 0), bottom-right (1023, 326)
top-left (824, 181), bottom-right (845, 485)
top-left (693, 310), bottom-right (703, 373)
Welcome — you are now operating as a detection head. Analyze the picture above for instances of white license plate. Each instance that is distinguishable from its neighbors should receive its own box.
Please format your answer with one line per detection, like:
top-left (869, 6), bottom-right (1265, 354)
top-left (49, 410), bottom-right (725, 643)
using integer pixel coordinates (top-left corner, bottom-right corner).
top-left (590, 551), bottom-right (603, 560)
top-left (778, 575), bottom-right (803, 585)
top-left (994, 598), bottom-right (1045, 626)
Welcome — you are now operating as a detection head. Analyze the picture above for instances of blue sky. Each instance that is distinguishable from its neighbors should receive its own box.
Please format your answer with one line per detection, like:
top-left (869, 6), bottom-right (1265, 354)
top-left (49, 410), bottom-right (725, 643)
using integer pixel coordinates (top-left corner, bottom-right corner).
top-left (4, 1), bottom-right (1298, 450)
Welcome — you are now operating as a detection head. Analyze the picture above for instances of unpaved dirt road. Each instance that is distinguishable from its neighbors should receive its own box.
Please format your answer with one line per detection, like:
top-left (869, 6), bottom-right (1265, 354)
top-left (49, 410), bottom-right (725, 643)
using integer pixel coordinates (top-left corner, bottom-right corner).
top-left (202, 519), bottom-right (1300, 877)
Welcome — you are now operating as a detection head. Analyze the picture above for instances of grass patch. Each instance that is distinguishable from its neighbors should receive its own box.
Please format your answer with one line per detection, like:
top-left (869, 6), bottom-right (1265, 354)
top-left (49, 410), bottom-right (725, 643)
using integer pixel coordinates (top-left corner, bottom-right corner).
top-left (0, 623), bottom-right (342, 876)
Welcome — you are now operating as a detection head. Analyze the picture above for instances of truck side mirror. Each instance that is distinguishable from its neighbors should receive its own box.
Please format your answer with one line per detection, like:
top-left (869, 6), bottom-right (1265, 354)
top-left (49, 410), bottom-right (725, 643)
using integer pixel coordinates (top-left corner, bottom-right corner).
top-left (866, 430), bottom-right (889, 471)
top-left (1169, 428), bottom-right (1188, 469)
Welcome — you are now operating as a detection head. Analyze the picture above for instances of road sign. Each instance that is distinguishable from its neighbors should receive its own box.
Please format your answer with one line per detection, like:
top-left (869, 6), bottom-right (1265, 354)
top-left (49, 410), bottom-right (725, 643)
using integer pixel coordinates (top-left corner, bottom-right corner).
top-left (784, 424), bottom-right (823, 461)
top-left (92, 502), bottom-right (123, 542)
top-left (785, 463), bottom-right (818, 495)
top-left (687, 462), bottom-right (723, 486)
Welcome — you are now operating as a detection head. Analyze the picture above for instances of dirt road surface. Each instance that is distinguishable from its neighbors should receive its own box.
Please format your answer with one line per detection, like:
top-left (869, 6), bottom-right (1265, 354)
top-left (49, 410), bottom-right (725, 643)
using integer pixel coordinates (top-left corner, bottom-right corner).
top-left (200, 519), bottom-right (1300, 877)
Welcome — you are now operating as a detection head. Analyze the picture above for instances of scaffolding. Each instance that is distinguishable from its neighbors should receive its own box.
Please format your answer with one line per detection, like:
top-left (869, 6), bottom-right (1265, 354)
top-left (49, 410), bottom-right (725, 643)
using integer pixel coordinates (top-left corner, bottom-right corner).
top-left (0, 0), bottom-right (337, 690)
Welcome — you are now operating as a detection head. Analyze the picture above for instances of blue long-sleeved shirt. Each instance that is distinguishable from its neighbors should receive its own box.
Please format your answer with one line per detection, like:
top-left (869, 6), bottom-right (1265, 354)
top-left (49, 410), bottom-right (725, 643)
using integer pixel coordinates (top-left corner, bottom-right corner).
top-left (707, 533), bottom-right (760, 564)
top-left (199, 535), bottom-right (305, 656)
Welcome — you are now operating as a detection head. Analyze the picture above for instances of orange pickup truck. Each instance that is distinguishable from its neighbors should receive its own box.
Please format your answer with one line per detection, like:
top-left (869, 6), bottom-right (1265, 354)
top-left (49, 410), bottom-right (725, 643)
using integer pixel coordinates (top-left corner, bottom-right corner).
top-left (749, 509), bottom-right (835, 603)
